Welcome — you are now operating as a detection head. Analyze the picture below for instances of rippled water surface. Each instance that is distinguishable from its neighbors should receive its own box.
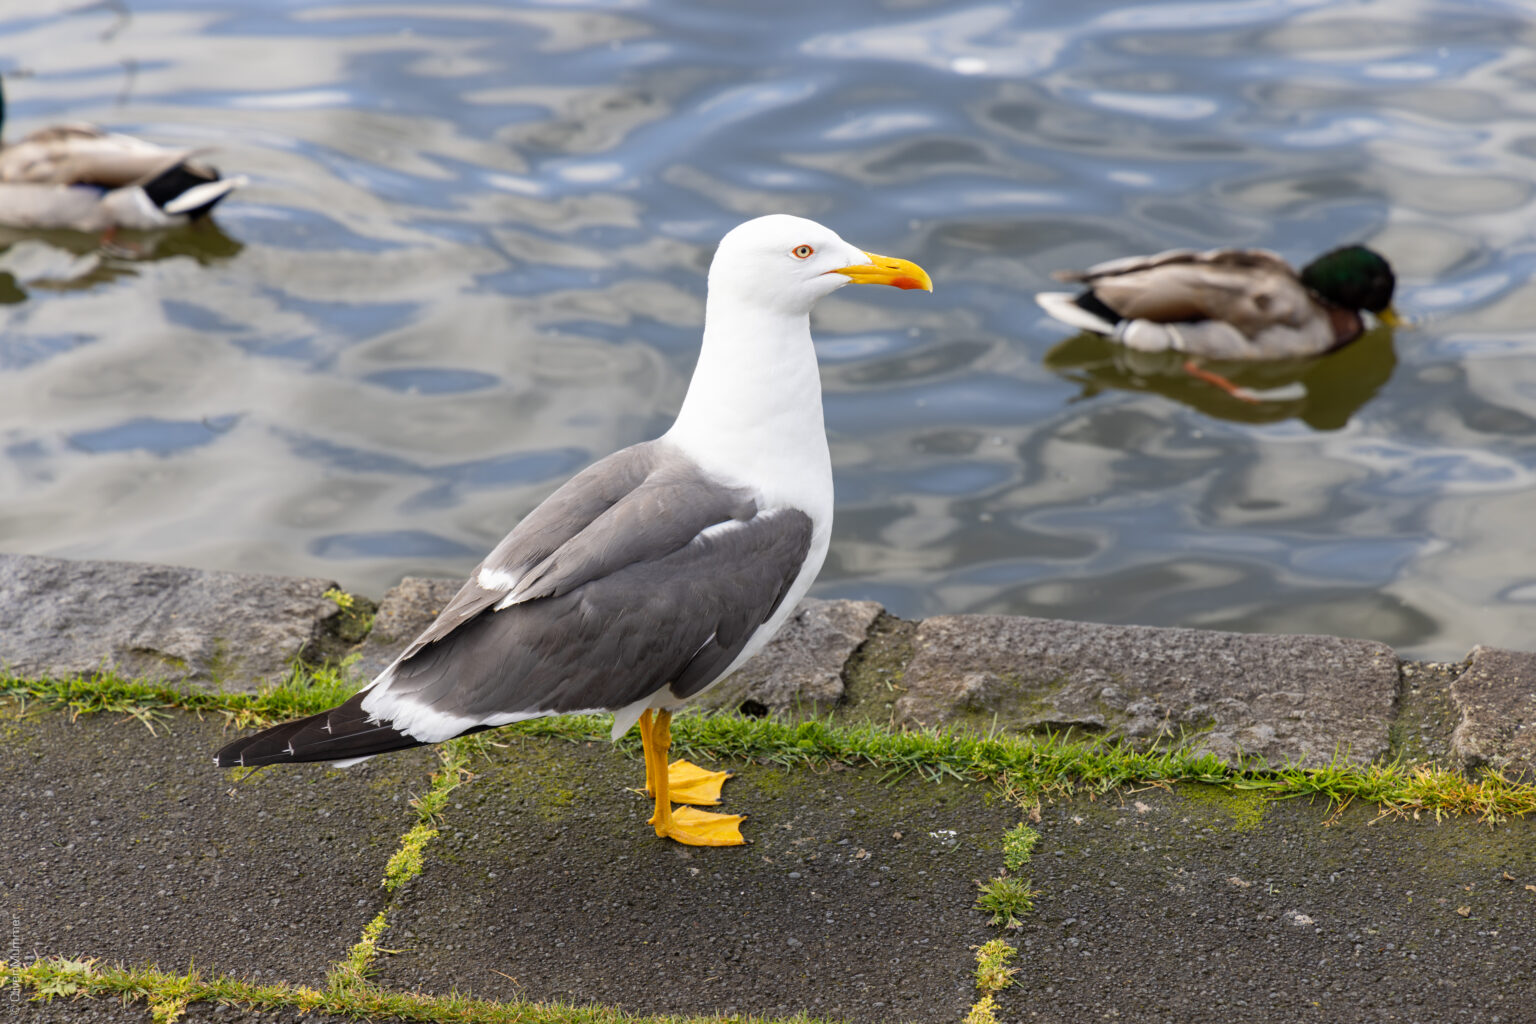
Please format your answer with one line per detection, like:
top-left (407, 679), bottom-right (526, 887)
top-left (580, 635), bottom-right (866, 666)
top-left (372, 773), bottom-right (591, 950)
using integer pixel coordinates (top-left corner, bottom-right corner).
top-left (3, 0), bottom-right (1535, 660)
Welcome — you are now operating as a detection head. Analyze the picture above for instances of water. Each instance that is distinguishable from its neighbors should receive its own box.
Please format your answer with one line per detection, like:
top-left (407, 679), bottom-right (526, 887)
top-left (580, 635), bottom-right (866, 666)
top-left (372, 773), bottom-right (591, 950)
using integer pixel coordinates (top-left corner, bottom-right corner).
top-left (2, 0), bottom-right (1534, 662)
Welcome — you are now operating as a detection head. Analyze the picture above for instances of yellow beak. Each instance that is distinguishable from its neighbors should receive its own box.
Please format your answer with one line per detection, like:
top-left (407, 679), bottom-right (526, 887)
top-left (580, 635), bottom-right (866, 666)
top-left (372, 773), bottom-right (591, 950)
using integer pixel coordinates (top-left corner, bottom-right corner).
top-left (1377, 306), bottom-right (1405, 328)
top-left (832, 251), bottom-right (934, 292)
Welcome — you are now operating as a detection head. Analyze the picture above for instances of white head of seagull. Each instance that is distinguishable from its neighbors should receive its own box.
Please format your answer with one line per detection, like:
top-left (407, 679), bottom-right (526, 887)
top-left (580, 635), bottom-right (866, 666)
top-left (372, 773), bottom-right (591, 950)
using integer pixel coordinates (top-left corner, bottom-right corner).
top-left (704, 213), bottom-right (932, 316)
top-left (668, 215), bottom-right (931, 492)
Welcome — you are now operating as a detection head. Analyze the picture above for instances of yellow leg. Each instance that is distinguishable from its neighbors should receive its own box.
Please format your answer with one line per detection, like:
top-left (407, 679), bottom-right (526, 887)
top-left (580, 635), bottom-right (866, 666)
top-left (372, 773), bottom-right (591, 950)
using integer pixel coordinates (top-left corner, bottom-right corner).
top-left (641, 710), bottom-right (744, 846)
top-left (637, 709), bottom-right (732, 806)
top-left (639, 709), bottom-right (662, 800)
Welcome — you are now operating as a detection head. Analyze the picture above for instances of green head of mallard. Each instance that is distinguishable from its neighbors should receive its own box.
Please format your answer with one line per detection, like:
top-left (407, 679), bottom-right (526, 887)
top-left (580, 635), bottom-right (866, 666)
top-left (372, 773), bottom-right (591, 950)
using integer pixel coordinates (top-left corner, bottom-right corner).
top-left (1301, 245), bottom-right (1400, 325)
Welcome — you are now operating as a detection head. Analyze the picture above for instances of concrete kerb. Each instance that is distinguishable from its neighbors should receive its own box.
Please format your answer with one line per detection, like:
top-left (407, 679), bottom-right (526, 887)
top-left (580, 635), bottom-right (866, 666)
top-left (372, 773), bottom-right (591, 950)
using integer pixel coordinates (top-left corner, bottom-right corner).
top-left (342, 574), bottom-right (1526, 779)
top-left (2, 552), bottom-right (1532, 777)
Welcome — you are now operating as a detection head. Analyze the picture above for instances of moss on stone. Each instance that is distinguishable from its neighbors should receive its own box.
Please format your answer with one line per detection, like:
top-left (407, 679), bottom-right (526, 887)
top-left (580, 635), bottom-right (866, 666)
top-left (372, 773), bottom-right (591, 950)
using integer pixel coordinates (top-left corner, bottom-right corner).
top-left (322, 587), bottom-right (378, 646)
top-left (749, 765), bottom-right (792, 798)
top-left (1177, 781), bottom-right (1268, 831)
top-left (838, 611), bottom-right (916, 726)
top-left (1390, 659), bottom-right (1464, 765)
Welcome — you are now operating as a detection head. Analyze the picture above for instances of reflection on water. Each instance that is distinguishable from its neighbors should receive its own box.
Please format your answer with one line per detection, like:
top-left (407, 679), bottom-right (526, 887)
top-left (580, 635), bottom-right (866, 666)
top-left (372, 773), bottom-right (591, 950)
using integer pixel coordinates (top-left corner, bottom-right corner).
top-left (0, 224), bottom-right (242, 310)
top-left (1043, 326), bottom-right (1399, 431)
top-left (2, 0), bottom-right (1536, 660)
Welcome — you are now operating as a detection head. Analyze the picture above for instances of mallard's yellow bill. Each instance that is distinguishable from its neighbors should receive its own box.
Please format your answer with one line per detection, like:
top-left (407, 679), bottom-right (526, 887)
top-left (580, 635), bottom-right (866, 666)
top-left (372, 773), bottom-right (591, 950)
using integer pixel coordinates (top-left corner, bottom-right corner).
top-left (1377, 306), bottom-right (1405, 328)
top-left (833, 251), bottom-right (933, 292)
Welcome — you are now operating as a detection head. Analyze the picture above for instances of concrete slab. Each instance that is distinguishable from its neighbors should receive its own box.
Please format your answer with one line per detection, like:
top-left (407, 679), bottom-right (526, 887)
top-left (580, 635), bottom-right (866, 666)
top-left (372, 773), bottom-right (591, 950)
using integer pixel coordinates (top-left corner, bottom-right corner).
top-left (896, 615), bottom-right (1401, 767)
top-left (0, 554), bottom-right (340, 691)
top-left (998, 787), bottom-right (1536, 1024)
top-left (4, 697), bottom-right (1536, 1024)
top-left (1451, 646), bottom-right (1536, 781)
top-left (0, 709), bottom-right (434, 988)
top-left (374, 737), bottom-right (1004, 1023)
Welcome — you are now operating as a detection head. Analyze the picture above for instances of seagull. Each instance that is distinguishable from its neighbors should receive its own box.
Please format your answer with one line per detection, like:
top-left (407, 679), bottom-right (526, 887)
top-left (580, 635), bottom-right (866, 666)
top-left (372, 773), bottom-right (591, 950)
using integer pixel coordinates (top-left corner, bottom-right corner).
top-left (215, 214), bottom-right (932, 846)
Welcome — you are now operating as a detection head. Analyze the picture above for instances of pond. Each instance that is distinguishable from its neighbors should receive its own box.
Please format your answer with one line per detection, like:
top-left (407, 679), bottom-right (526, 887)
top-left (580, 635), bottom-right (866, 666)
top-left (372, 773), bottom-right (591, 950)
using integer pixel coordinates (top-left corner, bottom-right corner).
top-left (2, 0), bottom-right (1534, 662)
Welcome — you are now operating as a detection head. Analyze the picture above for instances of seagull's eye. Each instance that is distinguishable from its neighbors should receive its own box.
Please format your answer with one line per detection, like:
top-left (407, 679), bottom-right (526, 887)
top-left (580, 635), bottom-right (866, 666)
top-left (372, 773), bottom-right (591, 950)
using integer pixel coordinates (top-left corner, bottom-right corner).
top-left (792, 244), bottom-right (814, 259)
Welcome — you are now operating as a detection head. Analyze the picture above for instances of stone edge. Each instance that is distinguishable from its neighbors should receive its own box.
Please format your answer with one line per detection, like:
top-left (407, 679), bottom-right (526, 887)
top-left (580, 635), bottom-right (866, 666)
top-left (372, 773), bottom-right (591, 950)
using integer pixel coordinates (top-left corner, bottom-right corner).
top-left (2, 555), bottom-right (1529, 778)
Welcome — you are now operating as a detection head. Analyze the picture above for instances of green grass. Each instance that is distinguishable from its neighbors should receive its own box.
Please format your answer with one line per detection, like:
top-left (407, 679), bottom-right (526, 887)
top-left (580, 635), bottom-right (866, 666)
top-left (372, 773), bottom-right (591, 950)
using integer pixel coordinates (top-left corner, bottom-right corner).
top-left (6, 668), bottom-right (1536, 823)
top-left (0, 663), bottom-right (357, 732)
top-left (972, 938), bottom-right (1018, 993)
top-left (379, 739), bottom-right (473, 893)
top-left (1001, 823), bottom-right (1040, 872)
top-left (974, 876), bottom-right (1040, 929)
top-left (963, 938), bottom-right (1020, 1024)
top-left (963, 995), bottom-right (1001, 1024)
top-left (327, 910), bottom-right (392, 993)
top-left (2, 956), bottom-right (835, 1024)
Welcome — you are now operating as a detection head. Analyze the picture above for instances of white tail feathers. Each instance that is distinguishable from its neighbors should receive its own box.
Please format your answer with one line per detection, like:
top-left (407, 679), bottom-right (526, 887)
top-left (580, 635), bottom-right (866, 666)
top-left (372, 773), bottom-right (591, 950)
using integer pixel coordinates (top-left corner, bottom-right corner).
top-left (163, 174), bottom-right (247, 215)
top-left (1036, 291), bottom-right (1117, 335)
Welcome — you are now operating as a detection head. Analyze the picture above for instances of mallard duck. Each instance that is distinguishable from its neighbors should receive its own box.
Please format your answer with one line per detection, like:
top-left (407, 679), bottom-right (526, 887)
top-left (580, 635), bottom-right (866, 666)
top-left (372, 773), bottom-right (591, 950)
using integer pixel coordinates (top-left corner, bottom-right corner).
top-left (1036, 246), bottom-right (1400, 361)
top-left (214, 216), bottom-right (932, 847)
top-left (0, 77), bottom-right (243, 233)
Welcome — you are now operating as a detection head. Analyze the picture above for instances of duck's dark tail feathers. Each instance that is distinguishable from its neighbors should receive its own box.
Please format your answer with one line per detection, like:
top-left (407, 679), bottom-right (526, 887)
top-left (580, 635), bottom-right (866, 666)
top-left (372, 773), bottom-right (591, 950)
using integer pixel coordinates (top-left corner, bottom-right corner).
top-left (144, 161), bottom-right (245, 219)
top-left (1035, 289), bottom-right (1121, 335)
top-left (214, 690), bottom-right (426, 768)
top-left (1072, 290), bottom-right (1123, 327)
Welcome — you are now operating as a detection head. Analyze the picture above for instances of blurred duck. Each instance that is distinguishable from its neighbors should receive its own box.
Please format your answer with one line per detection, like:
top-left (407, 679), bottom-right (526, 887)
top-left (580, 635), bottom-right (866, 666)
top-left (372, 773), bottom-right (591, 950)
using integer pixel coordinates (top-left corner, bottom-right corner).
top-left (0, 75), bottom-right (243, 234)
top-left (1036, 245), bottom-right (1400, 362)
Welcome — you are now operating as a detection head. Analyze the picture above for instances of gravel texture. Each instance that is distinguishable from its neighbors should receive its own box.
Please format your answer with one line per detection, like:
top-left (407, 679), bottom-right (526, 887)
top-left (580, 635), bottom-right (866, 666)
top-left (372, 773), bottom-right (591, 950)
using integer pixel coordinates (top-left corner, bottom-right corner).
top-left (10, 995), bottom-right (151, 1022)
top-left (10, 999), bottom-right (360, 1023)
top-left (5, 555), bottom-right (1536, 1023)
top-left (1001, 787), bottom-right (1536, 1024)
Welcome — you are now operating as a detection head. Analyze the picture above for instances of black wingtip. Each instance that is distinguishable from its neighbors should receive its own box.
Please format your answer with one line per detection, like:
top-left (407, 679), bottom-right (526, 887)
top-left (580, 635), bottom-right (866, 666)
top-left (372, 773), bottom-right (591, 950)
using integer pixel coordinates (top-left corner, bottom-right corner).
top-left (1074, 289), bottom-right (1124, 326)
top-left (214, 692), bottom-right (427, 768)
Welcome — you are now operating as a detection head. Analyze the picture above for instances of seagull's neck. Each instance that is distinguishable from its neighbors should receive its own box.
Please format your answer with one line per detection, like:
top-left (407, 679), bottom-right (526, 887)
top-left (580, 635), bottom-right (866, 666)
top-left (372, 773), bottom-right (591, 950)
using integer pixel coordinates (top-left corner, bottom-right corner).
top-left (664, 297), bottom-right (831, 511)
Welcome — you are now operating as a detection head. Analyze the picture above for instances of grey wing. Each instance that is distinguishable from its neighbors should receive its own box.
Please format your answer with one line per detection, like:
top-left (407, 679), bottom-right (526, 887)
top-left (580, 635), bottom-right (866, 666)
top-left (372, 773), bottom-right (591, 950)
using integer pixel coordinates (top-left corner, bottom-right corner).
top-left (397, 441), bottom-right (666, 660)
top-left (371, 506), bottom-right (814, 721)
top-left (501, 455), bottom-right (758, 606)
